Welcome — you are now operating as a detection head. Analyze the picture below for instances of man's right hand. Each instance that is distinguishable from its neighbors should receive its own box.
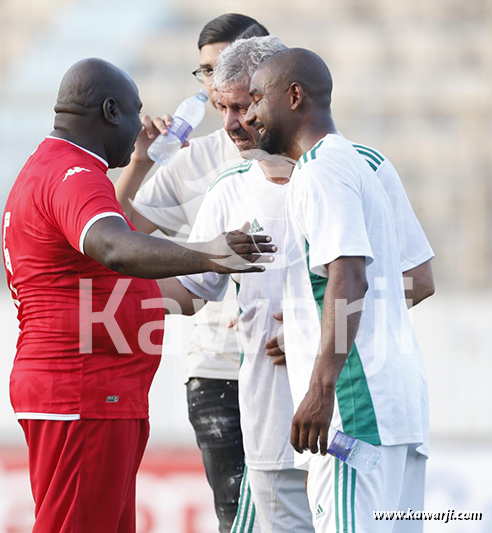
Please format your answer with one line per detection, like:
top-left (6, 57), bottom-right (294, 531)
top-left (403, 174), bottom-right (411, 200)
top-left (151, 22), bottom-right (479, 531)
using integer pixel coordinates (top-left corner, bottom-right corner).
top-left (131, 114), bottom-right (174, 163)
top-left (205, 222), bottom-right (276, 274)
top-left (265, 312), bottom-right (286, 365)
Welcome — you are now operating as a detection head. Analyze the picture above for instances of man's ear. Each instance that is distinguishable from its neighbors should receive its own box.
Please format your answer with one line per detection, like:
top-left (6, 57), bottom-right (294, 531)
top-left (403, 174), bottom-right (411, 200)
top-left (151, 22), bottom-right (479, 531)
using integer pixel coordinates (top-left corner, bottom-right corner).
top-left (102, 97), bottom-right (119, 125)
top-left (288, 82), bottom-right (304, 111)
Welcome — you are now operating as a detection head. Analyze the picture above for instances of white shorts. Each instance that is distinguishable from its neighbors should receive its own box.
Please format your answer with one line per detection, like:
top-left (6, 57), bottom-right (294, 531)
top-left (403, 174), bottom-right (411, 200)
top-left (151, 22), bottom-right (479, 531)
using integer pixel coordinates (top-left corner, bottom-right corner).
top-left (307, 444), bottom-right (427, 533)
top-left (231, 465), bottom-right (260, 533)
top-left (233, 465), bottom-right (314, 532)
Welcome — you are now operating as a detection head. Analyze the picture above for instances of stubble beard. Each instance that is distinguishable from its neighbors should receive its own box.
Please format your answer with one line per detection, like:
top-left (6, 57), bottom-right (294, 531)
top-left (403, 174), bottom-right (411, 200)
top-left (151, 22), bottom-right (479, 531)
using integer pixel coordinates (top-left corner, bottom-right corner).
top-left (259, 127), bottom-right (286, 156)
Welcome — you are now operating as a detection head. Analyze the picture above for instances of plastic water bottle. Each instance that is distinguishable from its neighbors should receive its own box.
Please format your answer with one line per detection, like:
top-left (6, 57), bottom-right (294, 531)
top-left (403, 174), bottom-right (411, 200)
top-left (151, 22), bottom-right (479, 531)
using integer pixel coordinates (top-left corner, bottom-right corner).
top-left (327, 429), bottom-right (381, 473)
top-left (147, 89), bottom-right (209, 165)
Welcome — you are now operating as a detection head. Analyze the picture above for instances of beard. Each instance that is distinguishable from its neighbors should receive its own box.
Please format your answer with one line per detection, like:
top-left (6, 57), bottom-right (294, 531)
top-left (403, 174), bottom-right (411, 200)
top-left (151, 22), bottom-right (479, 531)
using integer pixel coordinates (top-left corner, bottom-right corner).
top-left (259, 124), bottom-right (287, 155)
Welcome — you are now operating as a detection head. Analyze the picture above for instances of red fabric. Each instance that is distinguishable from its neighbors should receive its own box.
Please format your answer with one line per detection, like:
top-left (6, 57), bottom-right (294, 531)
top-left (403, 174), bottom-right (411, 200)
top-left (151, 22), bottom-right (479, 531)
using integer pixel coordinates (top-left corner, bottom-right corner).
top-left (3, 137), bottom-right (165, 418)
top-left (20, 418), bottom-right (149, 533)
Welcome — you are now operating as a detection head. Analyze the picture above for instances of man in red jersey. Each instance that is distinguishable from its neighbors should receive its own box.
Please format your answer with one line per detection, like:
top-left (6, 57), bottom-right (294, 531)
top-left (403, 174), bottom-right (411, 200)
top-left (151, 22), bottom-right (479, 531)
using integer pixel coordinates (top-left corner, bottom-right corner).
top-left (1, 58), bottom-right (275, 533)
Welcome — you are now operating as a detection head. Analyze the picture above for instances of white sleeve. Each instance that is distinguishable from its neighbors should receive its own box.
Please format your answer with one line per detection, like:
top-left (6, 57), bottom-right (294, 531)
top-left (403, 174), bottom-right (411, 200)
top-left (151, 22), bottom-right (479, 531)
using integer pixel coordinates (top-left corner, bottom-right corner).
top-left (133, 139), bottom-right (216, 233)
top-left (376, 160), bottom-right (434, 271)
top-left (177, 188), bottom-right (230, 302)
top-left (134, 161), bottom-right (191, 234)
top-left (293, 160), bottom-right (373, 277)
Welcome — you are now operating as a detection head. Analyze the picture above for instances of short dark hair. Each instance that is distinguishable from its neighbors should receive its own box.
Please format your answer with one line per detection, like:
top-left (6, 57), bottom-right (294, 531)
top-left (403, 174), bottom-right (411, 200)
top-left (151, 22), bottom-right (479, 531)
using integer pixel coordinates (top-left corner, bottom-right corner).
top-left (198, 13), bottom-right (269, 49)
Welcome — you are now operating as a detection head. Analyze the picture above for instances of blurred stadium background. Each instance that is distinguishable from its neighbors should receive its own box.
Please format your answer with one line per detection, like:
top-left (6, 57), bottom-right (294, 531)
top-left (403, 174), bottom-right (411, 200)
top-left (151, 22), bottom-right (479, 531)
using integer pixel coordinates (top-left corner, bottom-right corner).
top-left (0, 0), bottom-right (491, 531)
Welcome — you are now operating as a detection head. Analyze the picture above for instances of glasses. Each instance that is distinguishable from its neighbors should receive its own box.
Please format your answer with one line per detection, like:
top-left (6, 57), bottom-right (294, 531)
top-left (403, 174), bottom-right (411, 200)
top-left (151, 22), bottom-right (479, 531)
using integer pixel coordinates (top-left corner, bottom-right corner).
top-left (192, 67), bottom-right (214, 84)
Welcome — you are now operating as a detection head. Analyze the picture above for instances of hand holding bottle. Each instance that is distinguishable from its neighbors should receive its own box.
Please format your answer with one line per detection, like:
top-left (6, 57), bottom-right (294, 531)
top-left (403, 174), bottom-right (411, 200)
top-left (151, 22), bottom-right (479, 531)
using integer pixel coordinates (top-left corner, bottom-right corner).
top-left (131, 114), bottom-right (191, 164)
top-left (147, 90), bottom-right (209, 166)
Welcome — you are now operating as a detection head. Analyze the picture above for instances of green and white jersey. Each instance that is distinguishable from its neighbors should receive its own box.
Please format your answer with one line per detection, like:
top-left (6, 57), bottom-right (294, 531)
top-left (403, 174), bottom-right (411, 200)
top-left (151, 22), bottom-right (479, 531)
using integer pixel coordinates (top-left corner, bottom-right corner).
top-left (283, 134), bottom-right (430, 469)
top-left (179, 160), bottom-right (295, 471)
top-left (348, 143), bottom-right (434, 271)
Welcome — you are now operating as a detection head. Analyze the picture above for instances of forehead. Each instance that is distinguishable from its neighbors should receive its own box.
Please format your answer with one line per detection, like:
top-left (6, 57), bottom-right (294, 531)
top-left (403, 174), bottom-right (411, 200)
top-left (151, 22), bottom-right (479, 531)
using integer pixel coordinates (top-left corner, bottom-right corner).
top-left (249, 65), bottom-right (272, 94)
top-left (119, 77), bottom-right (142, 109)
top-left (128, 80), bottom-right (142, 107)
top-left (217, 81), bottom-right (250, 105)
top-left (199, 41), bottom-right (230, 67)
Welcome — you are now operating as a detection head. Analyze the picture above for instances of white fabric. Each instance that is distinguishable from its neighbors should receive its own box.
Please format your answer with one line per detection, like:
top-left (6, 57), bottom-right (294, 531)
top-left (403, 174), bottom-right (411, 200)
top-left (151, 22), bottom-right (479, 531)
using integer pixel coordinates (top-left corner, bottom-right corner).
top-left (247, 468), bottom-right (314, 533)
top-left (307, 444), bottom-right (426, 533)
top-left (179, 161), bottom-right (295, 471)
top-left (374, 158), bottom-right (433, 272)
top-left (283, 135), bottom-right (430, 473)
top-left (232, 466), bottom-right (262, 533)
top-left (15, 412), bottom-right (81, 421)
top-left (134, 128), bottom-right (244, 380)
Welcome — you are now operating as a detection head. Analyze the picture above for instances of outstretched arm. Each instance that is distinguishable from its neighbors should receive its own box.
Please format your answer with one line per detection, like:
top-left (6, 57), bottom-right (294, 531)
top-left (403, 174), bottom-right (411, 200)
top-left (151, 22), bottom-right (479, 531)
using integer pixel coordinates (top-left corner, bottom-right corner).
top-left (83, 216), bottom-right (276, 279)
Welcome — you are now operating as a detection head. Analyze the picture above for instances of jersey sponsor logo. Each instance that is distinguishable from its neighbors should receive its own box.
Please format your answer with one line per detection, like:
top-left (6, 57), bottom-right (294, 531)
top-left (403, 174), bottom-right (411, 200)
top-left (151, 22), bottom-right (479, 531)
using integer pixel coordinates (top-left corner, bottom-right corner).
top-left (315, 503), bottom-right (326, 520)
top-left (247, 218), bottom-right (264, 234)
top-left (106, 395), bottom-right (119, 403)
top-left (63, 167), bottom-right (91, 182)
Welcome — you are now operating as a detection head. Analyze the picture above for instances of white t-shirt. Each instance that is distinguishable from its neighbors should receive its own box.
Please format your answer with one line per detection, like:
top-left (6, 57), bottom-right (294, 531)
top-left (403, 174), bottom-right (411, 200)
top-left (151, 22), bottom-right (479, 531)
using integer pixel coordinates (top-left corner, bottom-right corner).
top-left (134, 128), bottom-right (244, 380)
top-left (179, 160), bottom-right (295, 471)
top-left (283, 134), bottom-right (431, 471)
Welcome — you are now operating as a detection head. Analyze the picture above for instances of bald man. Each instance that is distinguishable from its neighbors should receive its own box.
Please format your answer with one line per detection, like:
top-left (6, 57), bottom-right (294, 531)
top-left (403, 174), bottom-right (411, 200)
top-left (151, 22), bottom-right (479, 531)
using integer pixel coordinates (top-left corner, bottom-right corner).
top-left (2, 58), bottom-right (275, 533)
top-left (246, 49), bottom-right (433, 532)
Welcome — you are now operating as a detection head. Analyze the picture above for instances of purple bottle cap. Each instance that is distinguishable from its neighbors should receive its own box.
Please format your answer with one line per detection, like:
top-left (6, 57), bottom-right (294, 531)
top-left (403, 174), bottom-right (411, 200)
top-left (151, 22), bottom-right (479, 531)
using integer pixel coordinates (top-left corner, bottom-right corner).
top-left (327, 430), bottom-right (356, 462)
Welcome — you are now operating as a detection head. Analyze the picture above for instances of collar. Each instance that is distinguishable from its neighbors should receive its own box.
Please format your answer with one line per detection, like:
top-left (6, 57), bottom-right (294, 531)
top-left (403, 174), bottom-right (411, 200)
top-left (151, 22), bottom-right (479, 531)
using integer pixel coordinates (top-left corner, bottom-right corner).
top-left (46, 135), bottom-right (109, 168)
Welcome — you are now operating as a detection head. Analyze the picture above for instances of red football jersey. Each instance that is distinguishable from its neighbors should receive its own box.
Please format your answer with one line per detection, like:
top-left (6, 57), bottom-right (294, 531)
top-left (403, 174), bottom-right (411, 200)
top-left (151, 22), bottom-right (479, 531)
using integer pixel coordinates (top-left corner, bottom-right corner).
top-left (2, 137), bottom-right (165, 419)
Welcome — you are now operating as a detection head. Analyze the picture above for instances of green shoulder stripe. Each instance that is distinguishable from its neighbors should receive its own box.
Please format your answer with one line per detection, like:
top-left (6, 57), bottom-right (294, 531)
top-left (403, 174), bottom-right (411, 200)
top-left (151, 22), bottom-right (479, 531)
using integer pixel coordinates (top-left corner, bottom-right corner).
top-left (208, 161), bottom-right (252, 191)
top-left (297, 139), bottom-right (325, 170)
top-left (352, 143), bottom-right (385, 170)
top-left (310, 139), bottom-right (324, 161)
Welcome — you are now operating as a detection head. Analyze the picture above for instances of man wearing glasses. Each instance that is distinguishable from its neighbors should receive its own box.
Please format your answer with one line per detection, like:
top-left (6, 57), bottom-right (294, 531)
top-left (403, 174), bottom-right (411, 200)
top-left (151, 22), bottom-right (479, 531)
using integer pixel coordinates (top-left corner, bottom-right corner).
top-left (115, 14), bottom-right (269, 533)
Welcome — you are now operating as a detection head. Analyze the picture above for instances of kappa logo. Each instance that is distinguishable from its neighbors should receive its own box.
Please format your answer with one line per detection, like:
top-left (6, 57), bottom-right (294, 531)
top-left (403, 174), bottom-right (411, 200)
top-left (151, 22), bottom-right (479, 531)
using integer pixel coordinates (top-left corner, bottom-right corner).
top-left (315, 504), bottom-right (326, 520)
top-left (106, 395), bottom-right (119, 403)
top-left (247, 218), bottom-right (264, 234)
top-left (63, 167), bottom-right (91, 181)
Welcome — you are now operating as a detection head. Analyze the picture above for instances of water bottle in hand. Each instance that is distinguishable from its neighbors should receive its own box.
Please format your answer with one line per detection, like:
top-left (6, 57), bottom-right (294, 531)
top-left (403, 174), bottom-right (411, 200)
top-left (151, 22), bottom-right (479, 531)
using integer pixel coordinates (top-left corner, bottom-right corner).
top-left (148, 89), bottom-right (209, 166)
top-left (327, 430), bottom-right (381, 473)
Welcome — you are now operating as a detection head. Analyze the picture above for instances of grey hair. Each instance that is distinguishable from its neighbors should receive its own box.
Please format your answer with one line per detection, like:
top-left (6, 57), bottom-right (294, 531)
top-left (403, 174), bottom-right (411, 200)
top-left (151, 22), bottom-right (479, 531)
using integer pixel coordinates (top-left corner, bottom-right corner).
top-left (213, 36), bottom-right (287, 90)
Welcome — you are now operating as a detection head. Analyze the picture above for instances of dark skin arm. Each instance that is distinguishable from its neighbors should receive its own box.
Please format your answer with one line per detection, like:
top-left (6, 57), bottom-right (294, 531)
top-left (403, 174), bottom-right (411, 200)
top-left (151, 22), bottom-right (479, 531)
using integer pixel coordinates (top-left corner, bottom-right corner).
top-left (290, 256), bottom-right (368, 455)
top-left (84, 216), bottom-right (276, 279)
top-left (403, 260), bottom-right (435, 307)
top-left (156, 277), bottom-right (206, 316)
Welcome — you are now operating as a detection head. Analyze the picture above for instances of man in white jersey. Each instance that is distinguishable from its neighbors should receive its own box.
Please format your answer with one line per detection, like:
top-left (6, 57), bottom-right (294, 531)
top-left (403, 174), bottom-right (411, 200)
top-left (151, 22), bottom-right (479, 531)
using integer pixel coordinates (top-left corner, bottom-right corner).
top-left (177, 38), bottom-right (433, 532)
top-left (177, 37), bottom-right (315, 533)
top-left (245, 48), bottom-right (434, 532)
top-left (114, 15), bottom-right (270, 533)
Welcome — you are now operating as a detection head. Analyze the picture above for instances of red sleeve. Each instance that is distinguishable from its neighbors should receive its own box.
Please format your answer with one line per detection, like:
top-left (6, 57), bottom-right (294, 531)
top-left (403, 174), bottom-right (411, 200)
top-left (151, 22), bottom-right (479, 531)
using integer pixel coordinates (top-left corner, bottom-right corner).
top-left (48, 164), bottom-right (127, 253)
